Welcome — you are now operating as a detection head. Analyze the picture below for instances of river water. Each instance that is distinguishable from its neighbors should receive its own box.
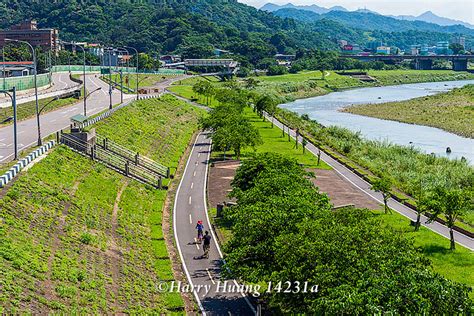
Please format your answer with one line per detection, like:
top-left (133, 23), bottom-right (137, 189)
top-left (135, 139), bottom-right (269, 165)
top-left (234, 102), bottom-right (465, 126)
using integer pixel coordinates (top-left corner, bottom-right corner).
top-left (280, 80), bottom-right (474, 164)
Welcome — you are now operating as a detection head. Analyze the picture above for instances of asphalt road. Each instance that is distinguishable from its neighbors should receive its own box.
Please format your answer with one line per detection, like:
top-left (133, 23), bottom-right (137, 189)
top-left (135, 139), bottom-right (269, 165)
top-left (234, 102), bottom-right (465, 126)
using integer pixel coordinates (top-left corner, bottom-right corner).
top-left (268, 113), bottom-right (474, 251)
top-left (0, 72), bottom-right (80, 108)
top-left (0, 74), bottom-right (133, 163)
top-left (173, 132), bottom-right (255, 315)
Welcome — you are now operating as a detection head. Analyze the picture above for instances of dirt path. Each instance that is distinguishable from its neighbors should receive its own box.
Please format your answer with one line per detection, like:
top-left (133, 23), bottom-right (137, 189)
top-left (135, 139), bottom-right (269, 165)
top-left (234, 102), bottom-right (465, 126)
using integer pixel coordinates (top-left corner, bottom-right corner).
top-left (108, 180), bottom-right (129, 311)
top-left (42, 180), bottom-right (82, 301)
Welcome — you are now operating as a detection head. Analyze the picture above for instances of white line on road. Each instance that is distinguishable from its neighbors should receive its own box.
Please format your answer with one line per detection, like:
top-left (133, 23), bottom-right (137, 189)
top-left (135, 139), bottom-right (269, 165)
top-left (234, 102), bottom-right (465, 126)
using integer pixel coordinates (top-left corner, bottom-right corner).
top-left (206, 268), bottom-right (216, 285)
top-left (189, 214), bottom-right (192, 224)
top-left (194, 238), bottom-right (200, 250)
top-left (193, 170), bottom-right (196, 177)
top-left (191, 182), bottom-right (194, 189)
top-left (188, 196), bottom-right (192, 205)
top-left (198, 153), bottom-right (200, 157)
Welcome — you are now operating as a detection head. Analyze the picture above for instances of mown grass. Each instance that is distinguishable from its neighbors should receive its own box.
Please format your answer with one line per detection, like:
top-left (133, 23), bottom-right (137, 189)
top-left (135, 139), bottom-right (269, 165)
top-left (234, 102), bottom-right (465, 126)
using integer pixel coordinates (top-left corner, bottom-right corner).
top-left (168, 76), bottom-right (221, 108)
top-left (211, 107), bottom-right (331, 170)
top-left (372, 209), bottom-right (474, 297)
top-left (345, 84), bottom-right (474, 138)
top-left (0, 95), bottom-right (203, 313)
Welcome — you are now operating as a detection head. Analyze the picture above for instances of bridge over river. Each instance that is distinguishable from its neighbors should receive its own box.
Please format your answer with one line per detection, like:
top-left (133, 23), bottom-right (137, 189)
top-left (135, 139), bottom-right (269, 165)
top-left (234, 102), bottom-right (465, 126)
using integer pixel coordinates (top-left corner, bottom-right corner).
top-left (341, 54), bottom-right (474, 71)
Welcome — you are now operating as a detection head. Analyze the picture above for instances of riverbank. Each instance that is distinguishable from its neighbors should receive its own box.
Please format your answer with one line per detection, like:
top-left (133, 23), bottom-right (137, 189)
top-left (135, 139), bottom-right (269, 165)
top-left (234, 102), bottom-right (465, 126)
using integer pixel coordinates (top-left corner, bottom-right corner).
top-left (255, 69), bottom-right (474, 101)
top-left (343, 84), bottom-right (474, 139)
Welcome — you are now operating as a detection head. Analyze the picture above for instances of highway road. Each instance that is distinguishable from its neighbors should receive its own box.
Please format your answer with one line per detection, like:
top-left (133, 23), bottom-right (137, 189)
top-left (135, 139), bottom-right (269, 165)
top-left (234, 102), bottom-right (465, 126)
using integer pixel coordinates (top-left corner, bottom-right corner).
top-left (267, 113), bottom-right (474, 251)
top-left (173, 132), bottom-right (255, 315)
top-left (0, 72), bottom-right (80, 108)
top-left (0, 74), bottom-right (133, 163)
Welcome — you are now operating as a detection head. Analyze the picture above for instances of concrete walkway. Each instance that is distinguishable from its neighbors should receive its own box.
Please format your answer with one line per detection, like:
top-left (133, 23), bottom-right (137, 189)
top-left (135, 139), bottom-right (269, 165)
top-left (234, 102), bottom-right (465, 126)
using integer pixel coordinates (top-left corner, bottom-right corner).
top-left (173, 132), bottom-right (255, 315)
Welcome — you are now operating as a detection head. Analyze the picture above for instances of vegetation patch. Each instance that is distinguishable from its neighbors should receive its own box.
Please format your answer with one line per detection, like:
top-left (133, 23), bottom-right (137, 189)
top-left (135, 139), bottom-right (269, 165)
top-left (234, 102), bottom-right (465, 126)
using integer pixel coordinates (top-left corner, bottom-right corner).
top-left (344, 84), bottom-right (474, 138)
top-left (220, 153), bottom-right (472, 313)
top-left (0, 95), bottom-right (202, 313)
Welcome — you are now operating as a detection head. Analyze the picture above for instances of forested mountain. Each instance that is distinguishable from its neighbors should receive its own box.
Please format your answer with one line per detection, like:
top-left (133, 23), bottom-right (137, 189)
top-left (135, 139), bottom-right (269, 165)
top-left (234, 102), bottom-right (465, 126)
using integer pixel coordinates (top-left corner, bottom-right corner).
top-left (0, 0), bottom-right (341, 65)
top-left (274, 8), bottom-right (474, 48)
top-left (274, 8), bottom-right (474, 36)
top-left (0, 0), bottom-right (471, 66)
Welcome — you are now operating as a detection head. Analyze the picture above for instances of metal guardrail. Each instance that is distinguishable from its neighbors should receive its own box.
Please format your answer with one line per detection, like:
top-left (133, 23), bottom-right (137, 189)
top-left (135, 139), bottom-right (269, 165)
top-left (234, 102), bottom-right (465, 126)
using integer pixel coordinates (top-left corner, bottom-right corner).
top-left (60, 133), bottom-right (164, 188)
top-left (96, 134), bottom-right (169, 178)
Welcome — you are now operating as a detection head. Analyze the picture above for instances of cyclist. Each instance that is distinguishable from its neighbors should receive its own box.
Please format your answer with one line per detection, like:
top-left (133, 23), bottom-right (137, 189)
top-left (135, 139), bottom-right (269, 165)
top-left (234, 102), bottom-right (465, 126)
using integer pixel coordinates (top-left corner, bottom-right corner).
top-left (202, 231), bottom-right (211, 258)
top-left (196, 220), bottom-right (204, 243)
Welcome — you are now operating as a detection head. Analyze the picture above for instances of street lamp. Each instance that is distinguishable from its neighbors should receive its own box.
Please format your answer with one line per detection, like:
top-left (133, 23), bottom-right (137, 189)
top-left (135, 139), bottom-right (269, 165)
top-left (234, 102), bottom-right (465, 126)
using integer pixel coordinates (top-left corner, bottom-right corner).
top-left (116, 48), bottom-right (129, 104)
top-left (104, 46), bottom-right (114, 109)
top-left (117, 47), bottom-right (130, 91)
top-left (5, 38), bottom-right (41, 145)
top-left (0, 87), bottom-right (18, 159)
top-left (61, 41), bottom-right (87, 116)
top-left (124, 46), bottom-right (139, 100)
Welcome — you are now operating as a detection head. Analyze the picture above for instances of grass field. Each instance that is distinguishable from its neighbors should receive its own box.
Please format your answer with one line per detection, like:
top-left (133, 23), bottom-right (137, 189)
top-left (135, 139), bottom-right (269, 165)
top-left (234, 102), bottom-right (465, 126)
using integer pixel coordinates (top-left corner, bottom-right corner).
top-left (344, 84), bottom-right (474, 138)
top-left (373, 209), bottom-right (474, 296)
top-left (254, 71), bottom-right (364, 100)
top-left (168, 76), bottom-right (221, 107)
top-left (212, 107), bottom-right (331, 170)
top-left (0, 96), bottom-right (203, 313)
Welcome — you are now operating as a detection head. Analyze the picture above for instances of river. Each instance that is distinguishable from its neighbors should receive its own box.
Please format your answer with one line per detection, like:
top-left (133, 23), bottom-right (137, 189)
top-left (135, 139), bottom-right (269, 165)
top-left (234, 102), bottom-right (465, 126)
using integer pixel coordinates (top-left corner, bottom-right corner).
top-left (280, 80), bottom-right (474, 164)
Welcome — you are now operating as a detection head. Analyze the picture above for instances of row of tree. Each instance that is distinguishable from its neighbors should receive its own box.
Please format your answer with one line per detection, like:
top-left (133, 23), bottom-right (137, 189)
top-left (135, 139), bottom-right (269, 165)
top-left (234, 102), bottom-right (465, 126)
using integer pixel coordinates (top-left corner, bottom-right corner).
top-left (222, 153), bottom-right (472, 313)
top-left (198, 82), bottom-right (262, 159)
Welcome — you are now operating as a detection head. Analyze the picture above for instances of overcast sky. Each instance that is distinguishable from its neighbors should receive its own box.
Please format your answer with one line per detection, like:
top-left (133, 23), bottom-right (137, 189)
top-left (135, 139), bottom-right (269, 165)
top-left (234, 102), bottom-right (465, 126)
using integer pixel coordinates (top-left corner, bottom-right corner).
top-left (238, 0), bottom-right (474, 24)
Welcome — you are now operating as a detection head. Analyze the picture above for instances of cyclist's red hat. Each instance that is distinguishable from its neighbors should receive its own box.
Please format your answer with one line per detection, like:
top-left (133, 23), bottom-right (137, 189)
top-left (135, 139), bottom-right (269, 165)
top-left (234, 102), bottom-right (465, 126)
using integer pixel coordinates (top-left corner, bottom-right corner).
top-left (198, 220), bottom-right (203, 224)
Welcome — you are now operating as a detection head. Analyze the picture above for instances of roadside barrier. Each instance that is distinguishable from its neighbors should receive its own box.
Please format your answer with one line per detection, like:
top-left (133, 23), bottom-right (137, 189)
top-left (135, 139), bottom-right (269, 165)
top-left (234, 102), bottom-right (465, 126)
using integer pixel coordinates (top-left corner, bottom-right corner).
top-left (0, 140), bottom-right (55, 188)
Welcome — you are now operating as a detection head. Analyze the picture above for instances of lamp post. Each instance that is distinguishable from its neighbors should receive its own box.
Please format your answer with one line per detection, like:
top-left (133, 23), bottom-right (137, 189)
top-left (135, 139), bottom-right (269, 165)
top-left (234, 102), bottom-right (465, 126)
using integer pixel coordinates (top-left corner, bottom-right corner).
top-left (0, 87), bottom-right (17, 159)
top-left (5, 39), bottom-right (41, 145)
top-left (117, 47), bottom-right (130, 92)
top-left (124, 46), bottom-right (139, 100)
top-left (61, 41), bottom-right (87, 116)
top-left (105, 47), bottom-right (114, 109)
top-left (2, 46), bottom-right (6, 90)
top-left (116, 47), bottom-right (131, 103)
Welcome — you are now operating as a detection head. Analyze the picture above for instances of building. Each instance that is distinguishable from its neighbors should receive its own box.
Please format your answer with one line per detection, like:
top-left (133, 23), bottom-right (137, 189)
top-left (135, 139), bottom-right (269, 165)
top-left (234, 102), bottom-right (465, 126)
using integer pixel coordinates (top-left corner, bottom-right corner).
top-left (160, 55), bottom-right (181, 64)
top-left (341, 44), bottom-right (362, 54)
top-left (435, 41), bottom-right (450, 55)
top-left (0, 20), bottom-right (59, 52)
top-left (376, 46), bottom-right (391, 55)
top-left (367, 40), bottom-right (383, 52)
top-left (451, 36), bottom-right (466, 49)
top-left (337, 39), bottom-right (348, 48)
top-left (0, 61), bottom-right (34, 77)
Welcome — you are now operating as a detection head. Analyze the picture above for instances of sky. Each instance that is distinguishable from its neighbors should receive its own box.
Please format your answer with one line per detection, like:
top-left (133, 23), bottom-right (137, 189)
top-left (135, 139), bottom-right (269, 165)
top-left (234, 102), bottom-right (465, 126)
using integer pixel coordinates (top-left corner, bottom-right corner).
top-left (238, 0), bottom-right (474, 24)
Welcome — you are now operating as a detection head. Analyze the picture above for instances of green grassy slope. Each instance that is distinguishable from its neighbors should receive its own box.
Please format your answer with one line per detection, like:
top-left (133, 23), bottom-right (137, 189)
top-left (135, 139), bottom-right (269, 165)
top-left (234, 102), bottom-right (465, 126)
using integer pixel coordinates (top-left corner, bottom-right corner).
top-left (0, 95), bottom-right (203, 313)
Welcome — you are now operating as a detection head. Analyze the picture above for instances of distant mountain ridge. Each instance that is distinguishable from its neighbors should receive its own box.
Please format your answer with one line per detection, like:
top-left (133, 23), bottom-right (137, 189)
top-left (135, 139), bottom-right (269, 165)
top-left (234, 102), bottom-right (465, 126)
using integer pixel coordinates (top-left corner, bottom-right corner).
top-left (390, 11), bottom-right (474, 29)
top-left (261, 3), bottom-right (474, 29)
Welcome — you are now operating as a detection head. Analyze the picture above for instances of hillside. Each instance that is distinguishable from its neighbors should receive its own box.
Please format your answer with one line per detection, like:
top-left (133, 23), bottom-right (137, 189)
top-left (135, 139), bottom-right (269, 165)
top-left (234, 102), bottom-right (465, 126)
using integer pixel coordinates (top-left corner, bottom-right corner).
top-left (274, 8), bottom-right (474, 48)
top-left (0, 96), bottom-right (203, 313)
top-left (0, 0), bottom-right (337, 64)
top-left (263, 3), bottom-right (474, 29)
